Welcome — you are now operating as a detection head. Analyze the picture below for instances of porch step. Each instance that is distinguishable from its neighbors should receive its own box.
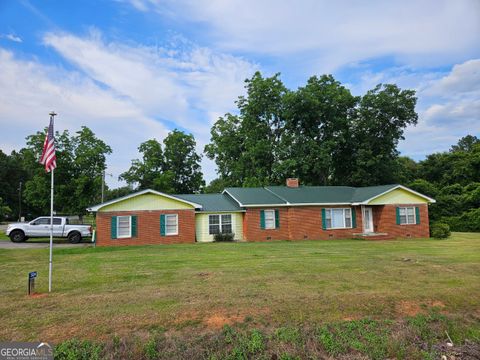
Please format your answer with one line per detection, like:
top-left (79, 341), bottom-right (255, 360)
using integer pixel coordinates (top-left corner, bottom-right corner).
top-left (353, 233), bottom-right (392, 240)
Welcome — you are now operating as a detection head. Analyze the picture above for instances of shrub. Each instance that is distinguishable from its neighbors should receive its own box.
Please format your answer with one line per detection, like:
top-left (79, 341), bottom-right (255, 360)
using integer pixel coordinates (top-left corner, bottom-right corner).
top-left (214, 233), bottom-right (235, 242)
top-left (430, 223), bottom-right (451, 239)
top-left (443, 208), bottom-right (480, 232)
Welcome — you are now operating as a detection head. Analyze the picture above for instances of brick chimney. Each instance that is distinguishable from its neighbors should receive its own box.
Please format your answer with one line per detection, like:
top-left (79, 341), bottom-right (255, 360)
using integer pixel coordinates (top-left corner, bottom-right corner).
top-left (286, 178), bottom-right (299, 188)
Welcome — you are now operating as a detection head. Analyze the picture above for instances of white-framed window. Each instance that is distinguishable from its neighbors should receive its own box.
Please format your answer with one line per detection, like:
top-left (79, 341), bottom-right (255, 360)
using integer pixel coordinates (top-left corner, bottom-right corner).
top-left (399, 207), bottom-right (416, 225)
top-left (117, 216), bottom-right (131, 238)
top-left (165, 214), bottom-right (178, 235)
top-left (264, 210), bottom-right (276, 229)
top-left (208, 214), bottom-right (233, 235)
top-left (325, 208), bottom-right (352, 229)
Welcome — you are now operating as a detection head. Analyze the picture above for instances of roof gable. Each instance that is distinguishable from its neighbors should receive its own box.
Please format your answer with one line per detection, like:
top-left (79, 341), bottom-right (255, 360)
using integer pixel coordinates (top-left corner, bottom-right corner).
top-left (361, 185), bottom-right (435, 204)
top-left (176, 193), bottom-right (243, 212)
top-left (87, 189), bottom-right (202, 212)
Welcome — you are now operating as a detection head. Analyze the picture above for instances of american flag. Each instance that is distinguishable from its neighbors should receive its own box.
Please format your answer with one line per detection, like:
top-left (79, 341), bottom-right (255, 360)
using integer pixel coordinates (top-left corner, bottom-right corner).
top-left (39, 116), bottom-right (57, 172)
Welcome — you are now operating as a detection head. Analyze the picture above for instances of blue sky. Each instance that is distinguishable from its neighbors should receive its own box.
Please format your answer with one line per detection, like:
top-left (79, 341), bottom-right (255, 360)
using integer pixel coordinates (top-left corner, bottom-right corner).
top-left (0, 0), bottom-right (479, 187)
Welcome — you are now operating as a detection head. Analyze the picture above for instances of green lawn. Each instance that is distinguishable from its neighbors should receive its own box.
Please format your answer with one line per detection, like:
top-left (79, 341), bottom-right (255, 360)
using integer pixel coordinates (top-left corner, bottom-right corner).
top-left (0, 233), bottom-right (479, 358)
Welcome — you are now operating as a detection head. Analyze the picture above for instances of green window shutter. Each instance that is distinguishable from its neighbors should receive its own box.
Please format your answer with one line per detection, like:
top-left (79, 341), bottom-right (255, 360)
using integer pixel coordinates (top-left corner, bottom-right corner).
top-left (415, 207), bottom-right (420, 224)
top-left (111, 216), bottom-right (117, 239)
top-left (160, 214), bottom-right (166, 236)
top-left (131, 215), bottom-right (137, 237)
top-left (396, 207), bottom-right (401, 225)
top-left (351, 208), bottom-right (357, 228)
top-left (260, 210), bottom-right (265, 230)
top-left (321, 209), bottom-right (326, 230)
top-left (275, 210), bottom-right (280, 229)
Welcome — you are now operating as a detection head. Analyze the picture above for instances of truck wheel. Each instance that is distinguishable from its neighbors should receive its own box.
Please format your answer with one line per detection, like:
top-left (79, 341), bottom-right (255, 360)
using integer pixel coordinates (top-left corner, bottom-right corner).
top-left (10, 230), bottom-right (26, 243)
top-left (68, 231), bottom-right (82, 244)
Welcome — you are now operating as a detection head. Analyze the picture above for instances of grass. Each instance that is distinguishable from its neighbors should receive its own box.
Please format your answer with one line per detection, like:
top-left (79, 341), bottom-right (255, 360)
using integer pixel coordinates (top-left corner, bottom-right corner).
top-left (0, 232), bottom-right (479, 358)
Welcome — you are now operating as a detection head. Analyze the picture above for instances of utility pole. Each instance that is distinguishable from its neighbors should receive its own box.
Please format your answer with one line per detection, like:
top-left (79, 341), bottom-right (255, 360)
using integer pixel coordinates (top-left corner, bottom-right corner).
top-left (101, 170), bottom-right (105, 203)
top-left (100, 170), bottom-right (112, 203)
top-left (18, 181), bottom-right (22, 221)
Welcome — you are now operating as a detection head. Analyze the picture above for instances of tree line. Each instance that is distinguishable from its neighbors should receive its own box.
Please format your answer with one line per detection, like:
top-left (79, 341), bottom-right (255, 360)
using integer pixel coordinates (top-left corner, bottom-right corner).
top-left (0, 72), bottom-right (478, 230)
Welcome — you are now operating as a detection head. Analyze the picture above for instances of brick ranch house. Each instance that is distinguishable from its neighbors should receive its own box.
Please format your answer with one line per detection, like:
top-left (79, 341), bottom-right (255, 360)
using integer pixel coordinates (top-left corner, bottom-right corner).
top-left (87, 179), bottom-right (436, 246)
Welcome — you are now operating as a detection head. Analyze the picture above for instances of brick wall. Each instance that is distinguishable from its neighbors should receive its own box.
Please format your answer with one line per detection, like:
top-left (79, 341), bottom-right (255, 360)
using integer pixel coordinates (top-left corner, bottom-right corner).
top-left (287, 206), bottom-right (363, 240)
top-left (374, 204), bottom-right (430, 238)
top-left (95, 204), bottom-right (431, 246)
top-left (243, 204), bottom-right (430, 241)
top-left (96, 209), bottom-right (195, 246)
top-left (243, 208), bottom-right (290, 241)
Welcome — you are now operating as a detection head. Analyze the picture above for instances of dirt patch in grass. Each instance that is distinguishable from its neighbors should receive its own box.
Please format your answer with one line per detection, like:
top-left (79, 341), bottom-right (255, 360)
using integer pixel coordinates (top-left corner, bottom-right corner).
top-left (28, 293), bottom-right (48, 299)
top-left (431, 300), bottom-right (446, 308)
top-left (204, 313), bottom-right (244, 328)
top-left (173, 307), bottom-right (270, 330)
top-left (396, 300), bottom-right (447, 317)
top-left (396, 300), bottom-right (424, 316)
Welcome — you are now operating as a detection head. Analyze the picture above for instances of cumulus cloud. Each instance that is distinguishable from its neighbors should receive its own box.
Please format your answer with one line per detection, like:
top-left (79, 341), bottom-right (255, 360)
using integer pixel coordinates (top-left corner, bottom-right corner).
top-left (125, 0), bottom-right (480, 72)
top-left (0, 31), bottom-right (258, 186)
top-left (426, 59), bottom-right (480, 97)
top-left (0, 48), bottom-right (169, 186)
top-left (396, 59), bottom-right (480, 158)
top-left (43, 31), bottom-right (257, 133)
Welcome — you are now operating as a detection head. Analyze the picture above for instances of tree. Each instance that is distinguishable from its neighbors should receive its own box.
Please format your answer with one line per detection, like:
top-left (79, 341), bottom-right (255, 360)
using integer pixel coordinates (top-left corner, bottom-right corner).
top-left (120, 139), bottom-right (164, 189)
top-left (105, 186), bottom-right (134, 201)
top-left (205, 72), bottom-right (288, 186)
top-left (394, 156), bottom-right (418, 184)
top-left (205, 72), bottom-right (418, 187)
top-left (0, 149), bottom-right (27, 220)
top-left (278, 75), bottom-right (357, 185)
top-left (450, 135), bottom-right (479, 152)
top-left (121, 130), bottom-right (204, 194)
top-left (0, 197), bottom-right (12, 221)
top-left (21, 126), bottom-right (111, 218)
top-left (163, 130), bottom-right (204, 193)
top-left (203, 178), bottom-right (229, 194)
top-left (205, 114), bottom-right (245, 186)
top-left (347, 84), bottom-right (418, 186)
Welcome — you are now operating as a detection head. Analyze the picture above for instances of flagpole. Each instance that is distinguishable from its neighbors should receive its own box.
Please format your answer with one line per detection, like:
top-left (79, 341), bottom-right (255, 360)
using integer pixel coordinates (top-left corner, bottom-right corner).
top-left (48, 111), bottom-right (56, 293)
top-left (49, 168), bottom-right (54, 292)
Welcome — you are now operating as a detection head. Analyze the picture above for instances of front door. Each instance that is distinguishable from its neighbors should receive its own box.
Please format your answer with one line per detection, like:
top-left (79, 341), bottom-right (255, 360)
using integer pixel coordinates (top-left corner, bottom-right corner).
top-left (363, 207), bottom-right (374, 233)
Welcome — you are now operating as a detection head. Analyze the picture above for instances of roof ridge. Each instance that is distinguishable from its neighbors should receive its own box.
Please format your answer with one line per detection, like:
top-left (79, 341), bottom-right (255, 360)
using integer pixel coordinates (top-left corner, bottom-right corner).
top-left (264, 186), bottom-right (289, 204)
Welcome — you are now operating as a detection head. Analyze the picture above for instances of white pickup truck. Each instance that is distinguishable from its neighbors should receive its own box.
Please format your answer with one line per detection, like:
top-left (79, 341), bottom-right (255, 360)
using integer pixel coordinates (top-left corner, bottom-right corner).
top-left (6, 217), bottom-right (93, 243)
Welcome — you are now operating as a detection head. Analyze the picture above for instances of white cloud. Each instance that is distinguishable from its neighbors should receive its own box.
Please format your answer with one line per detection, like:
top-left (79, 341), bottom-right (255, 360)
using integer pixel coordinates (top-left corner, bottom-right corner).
top-left (0, 31), bottom-right (257, 187)
top-left (0, 48), bottom-right (169, 187)
top-left (0, 34), bottom-right (22, 43)
top-left (43, 31), bottom-right (258, 132)
top-left (426, 59), bottom-right (480, 97)
top-left (126, 0), bottom-right (480, 72)
top-left (395, 59), bottom-right (480, 158)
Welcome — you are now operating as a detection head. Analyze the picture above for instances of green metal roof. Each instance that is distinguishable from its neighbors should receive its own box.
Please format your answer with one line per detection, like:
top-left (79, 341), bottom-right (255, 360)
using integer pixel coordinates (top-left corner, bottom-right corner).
top-left (265, 186), bottom-right (356, 204)
top-left (88, 184), bottom-right (427, 213)
top-left (224, 187), bottom-right (287, 206)
top-left (176, 193), bottom-right (243, 212)
top-left (351, 184), bottom-right (399, 202)
top-left (224, 184), bottom-right (401, 206)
